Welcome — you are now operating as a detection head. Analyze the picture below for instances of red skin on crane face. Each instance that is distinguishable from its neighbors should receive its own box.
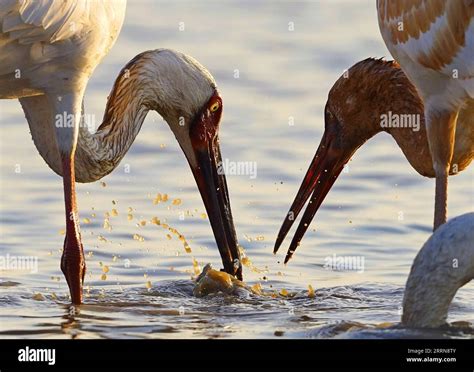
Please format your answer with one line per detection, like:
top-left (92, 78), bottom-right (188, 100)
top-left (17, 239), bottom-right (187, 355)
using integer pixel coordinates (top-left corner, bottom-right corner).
top-left (190, 90), bottom-right (223, 150)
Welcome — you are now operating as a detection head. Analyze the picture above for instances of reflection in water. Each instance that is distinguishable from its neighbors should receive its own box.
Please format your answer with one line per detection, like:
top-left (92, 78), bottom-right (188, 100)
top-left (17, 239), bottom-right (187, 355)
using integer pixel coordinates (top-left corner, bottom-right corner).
top-left (61, 306), bottom-right (82, 340)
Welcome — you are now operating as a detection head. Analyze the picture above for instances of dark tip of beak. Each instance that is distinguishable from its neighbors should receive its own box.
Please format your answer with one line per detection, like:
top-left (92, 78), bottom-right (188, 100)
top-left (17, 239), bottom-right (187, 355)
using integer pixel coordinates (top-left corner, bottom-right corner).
top-left (273, 232), bottom-right (285, 254)
top-left (273, 151), bottom-right (324, 255)
top-left (284, 250), bottom-right (295, 264)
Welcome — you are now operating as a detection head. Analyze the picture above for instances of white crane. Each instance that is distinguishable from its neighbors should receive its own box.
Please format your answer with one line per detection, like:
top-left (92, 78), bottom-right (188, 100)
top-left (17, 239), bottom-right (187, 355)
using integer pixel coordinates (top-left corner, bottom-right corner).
top-left (402, 212), bottom-right (474, 327)
top-left (377, 0), bottom-right (474, 230)
top-left (0, 0), bottom-right (242, 304)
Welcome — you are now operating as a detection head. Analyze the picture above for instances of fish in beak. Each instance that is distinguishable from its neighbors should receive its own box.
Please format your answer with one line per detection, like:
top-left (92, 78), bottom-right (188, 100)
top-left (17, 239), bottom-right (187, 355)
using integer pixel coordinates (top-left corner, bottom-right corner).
top-left (182, 90), bottom-right (242, 280)
top-left (273, 105), bottom-right (358, 264)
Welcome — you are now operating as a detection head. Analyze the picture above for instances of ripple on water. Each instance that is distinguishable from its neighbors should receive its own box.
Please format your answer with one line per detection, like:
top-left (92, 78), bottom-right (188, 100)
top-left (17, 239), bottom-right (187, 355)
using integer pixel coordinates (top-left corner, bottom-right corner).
top-left (1, 280), bottom-right (472, 339)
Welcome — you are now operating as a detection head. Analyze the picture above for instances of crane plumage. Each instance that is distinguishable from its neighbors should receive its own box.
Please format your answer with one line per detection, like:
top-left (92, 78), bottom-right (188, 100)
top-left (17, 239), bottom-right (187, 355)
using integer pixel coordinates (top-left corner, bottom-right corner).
top-left (402, 212), bottom-right (474, 328)
top-left (24, 49), bottom-right (217, 182)
top-left (377, 0), bottom-right (474, 83)
top-left (0, 0), bottom-right (127, 99)
top-left (377, 0), bottom-right (474, 230)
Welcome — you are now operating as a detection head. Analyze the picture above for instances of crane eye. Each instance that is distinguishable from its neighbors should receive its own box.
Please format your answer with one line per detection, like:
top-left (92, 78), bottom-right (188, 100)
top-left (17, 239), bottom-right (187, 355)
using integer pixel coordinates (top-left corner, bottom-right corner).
top-left (210, 101), bottom-right (220, 112)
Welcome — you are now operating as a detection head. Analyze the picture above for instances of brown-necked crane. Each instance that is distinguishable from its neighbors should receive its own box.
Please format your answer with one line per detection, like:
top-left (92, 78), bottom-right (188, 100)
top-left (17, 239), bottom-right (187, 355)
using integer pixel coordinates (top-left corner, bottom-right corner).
top-left (274, 58), bottom-right (473, 263)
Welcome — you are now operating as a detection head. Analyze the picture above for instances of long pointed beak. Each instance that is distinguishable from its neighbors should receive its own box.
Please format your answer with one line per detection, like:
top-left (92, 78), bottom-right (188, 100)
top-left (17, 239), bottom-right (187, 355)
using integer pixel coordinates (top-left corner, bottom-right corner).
top-left (188, 135), bottom-right (242, 280)
top-left (274, 130), bottom-right (348, 264)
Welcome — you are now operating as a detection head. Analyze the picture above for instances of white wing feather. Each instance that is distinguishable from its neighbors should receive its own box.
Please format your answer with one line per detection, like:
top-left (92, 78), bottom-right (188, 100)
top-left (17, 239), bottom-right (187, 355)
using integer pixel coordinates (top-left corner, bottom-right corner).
top-left (0, 0), bottom-right (126, 92)
top-left (377, 0), bottom-right (474, 100)
top-left (378, 0), bottom-right (474, 77)
top-left (0, 0), bottom-right (90, 44)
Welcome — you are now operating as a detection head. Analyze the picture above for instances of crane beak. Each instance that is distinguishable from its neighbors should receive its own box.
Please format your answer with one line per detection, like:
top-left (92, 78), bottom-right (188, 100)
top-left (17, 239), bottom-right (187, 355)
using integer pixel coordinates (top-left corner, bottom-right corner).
top-left (188, 137), bottom-right (242, 279)
top-left (181, 97), bottom-right (242, 280)
top-left (273, 127), bottom-right (351, 264)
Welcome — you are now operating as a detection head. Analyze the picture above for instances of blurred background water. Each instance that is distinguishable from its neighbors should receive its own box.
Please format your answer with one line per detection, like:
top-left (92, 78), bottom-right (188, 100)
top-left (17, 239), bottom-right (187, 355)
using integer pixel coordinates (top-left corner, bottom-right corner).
top-left (0, 0), bottom-right (473, 339)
